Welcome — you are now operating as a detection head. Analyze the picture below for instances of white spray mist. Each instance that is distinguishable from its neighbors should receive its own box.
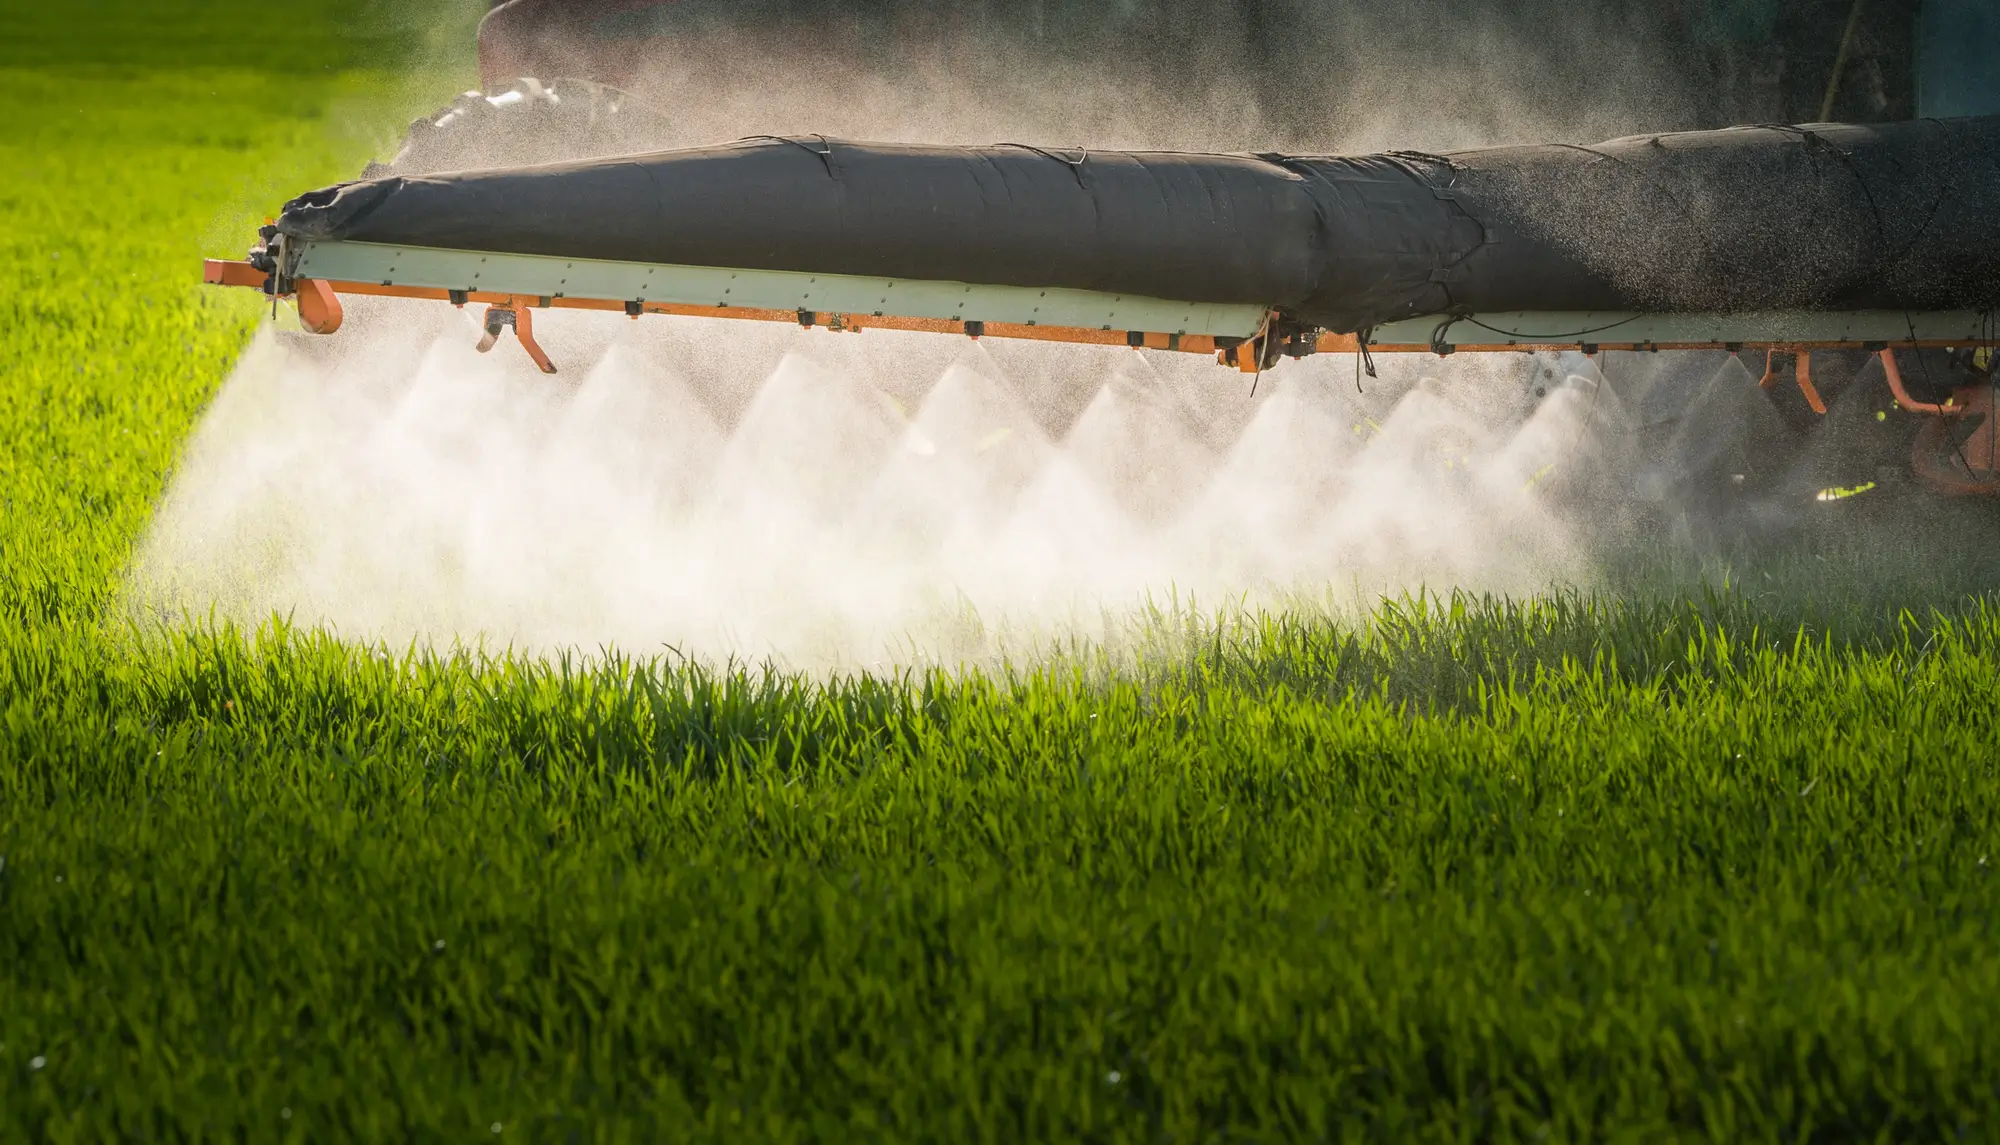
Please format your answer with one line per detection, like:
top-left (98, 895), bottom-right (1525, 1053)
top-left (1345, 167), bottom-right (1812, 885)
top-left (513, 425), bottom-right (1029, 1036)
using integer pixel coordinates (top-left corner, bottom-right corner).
top-left (129, 299), bottom-right (1635, 669)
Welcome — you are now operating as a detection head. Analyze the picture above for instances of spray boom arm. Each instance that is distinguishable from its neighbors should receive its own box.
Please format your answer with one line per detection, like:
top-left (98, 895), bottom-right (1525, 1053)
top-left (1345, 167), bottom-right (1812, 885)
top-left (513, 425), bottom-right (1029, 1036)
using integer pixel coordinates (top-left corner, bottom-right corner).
top-left (206, 228), bottom-right (2000, 499)
top-left (208, 238), bottom-right (1996, 374)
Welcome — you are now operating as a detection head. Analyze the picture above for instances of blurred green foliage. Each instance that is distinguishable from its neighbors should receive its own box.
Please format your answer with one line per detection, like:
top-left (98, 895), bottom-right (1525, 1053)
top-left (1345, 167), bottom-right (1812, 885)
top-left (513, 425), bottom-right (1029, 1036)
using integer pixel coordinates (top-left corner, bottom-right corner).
top-left (0, 0), bottom-right (484, 69)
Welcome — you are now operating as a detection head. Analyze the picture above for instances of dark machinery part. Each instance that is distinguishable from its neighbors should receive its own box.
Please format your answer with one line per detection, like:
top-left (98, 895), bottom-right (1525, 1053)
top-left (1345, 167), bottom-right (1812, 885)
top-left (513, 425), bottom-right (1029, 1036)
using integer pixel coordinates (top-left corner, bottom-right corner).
top-left (296, 118), bottom-right (2000, 336)
top-left (368, 77), bottom-right (669, 176)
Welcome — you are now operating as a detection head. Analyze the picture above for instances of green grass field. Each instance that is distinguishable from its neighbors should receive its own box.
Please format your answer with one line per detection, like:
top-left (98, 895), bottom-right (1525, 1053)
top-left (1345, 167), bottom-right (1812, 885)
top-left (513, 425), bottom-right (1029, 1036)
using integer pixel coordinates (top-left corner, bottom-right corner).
top-left (5, 5), bottom-right (2000, 1141)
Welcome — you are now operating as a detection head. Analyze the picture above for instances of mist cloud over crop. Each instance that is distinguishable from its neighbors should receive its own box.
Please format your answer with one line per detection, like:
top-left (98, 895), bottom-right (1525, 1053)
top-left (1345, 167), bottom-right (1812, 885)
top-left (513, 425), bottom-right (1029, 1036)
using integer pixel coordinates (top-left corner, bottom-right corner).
top-left (129, 301), bottom-right (1654, 667)
top-left (130, 0), bottom-right (1785, 666)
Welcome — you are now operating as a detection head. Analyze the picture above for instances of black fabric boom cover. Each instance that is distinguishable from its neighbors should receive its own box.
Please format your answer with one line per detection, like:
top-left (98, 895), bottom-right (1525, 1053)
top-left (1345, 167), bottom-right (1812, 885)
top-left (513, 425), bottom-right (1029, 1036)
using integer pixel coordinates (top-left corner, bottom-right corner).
top-left (277, 116), bottom-right (2000, 333)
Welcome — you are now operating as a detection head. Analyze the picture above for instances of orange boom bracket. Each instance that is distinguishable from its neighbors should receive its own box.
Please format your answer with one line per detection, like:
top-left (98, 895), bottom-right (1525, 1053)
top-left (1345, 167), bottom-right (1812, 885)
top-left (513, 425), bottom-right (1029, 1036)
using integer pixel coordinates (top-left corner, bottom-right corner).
top-left (1881, 349), bottom-right (2000, 496)
top-left (1757, 350), bottom-right (1827, 415)
top-left (475, 301), bottom-right (557, 374)
top-left (296, 278), bottom-right (345, 335)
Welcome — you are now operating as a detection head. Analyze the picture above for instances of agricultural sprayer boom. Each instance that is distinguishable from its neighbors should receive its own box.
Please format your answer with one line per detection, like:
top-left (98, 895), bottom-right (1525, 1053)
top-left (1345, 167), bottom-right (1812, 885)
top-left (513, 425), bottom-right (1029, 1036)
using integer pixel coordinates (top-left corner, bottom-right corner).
top-left (206, 115), bottom-right (2000, 497)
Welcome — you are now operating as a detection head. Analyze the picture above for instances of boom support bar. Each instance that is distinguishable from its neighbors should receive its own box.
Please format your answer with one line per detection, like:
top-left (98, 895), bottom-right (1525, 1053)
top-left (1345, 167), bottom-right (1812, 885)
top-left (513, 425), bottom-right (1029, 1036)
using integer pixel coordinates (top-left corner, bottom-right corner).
top-left (1346, 310), bottom-right (2000, 355)
top-left (204, 239), bottom-right (1998, 373)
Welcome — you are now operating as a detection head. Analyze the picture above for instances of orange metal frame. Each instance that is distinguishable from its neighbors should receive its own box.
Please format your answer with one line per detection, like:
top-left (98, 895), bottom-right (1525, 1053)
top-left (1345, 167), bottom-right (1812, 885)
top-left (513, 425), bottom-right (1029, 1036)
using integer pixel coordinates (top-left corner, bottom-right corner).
top-left (204, 260), bottom-right (1232, 362)
top-left (205, 257), bottom-right (1994, 367)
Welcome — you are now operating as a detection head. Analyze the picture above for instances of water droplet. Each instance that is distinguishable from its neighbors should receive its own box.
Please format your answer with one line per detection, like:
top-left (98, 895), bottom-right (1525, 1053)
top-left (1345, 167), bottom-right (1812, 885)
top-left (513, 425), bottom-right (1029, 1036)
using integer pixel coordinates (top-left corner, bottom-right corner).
top-left (1106, 1070), bottom-right (1122, 1084)
top-left (29, 1056), bottom-right (46, 1071)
